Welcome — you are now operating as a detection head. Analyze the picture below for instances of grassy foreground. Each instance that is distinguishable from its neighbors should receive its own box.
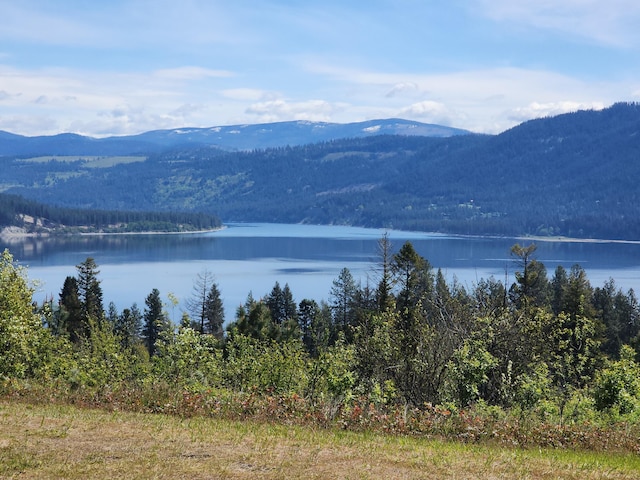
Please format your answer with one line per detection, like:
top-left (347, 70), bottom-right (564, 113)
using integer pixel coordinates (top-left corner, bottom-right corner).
top-left (1, 400), bottom-right (639, 479)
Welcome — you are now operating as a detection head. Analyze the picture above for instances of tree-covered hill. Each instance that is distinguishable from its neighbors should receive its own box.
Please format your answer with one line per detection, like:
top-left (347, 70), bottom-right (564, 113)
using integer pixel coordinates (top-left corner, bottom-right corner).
top-left (2, 103), bottom-right (639, 239)
top-left (0, 192), bottom-right (221, 234)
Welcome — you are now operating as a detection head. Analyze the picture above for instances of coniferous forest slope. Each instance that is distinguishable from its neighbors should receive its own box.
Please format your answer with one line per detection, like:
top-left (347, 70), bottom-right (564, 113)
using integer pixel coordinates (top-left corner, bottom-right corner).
top-left (1, 102), bottom-right (639, 239)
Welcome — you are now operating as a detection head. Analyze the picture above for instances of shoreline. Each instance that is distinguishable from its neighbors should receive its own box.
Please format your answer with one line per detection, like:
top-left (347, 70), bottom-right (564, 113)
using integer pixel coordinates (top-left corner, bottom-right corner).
top-left (2, 223), bottom-right (639, 245)
top-left (0, 225), bottom-right (226, 240)
top-left (78, 225), bottom-right (227, 236)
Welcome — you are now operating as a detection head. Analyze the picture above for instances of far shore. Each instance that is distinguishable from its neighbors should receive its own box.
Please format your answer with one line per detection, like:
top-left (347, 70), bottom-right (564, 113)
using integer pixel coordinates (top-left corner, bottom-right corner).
top-left (512, 234), bottom-right (640, 245)
top-left (0, 225), bottom-right (226, 240)
top-left (2, 223), bottom-right (639, 245)
top-left (78, 225), bottom-right (227, 236)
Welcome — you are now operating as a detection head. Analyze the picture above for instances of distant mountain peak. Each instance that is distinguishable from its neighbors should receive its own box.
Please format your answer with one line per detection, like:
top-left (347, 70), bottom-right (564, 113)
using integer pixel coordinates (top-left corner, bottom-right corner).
top-left (0, 118), bottom-right (470, 156)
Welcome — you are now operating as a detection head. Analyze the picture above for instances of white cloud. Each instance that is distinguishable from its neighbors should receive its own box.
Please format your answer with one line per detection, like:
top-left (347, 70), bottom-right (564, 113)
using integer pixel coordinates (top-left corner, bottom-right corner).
top-left (507, 101), bottom-right (606, 123)
top-left (385, 82), bottom-right (422, 98)
top-left (153, 66), bottom-right (233, 81)
top-left (302, 62), bottom-right (627, 132)
top-left (221, 88), bottom-right (274, 101)
top-left (0, 63), bottom-right (241, 135)
top-left (245, 99), bottom-right (343, 123)
top-left (474, 0), bottom-right (640, 47)
top-left (398, 101), bottom-right (455, 126)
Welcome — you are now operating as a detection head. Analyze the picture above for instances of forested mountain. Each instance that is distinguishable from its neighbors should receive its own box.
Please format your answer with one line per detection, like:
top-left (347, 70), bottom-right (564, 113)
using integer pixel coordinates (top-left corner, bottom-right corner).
top-left (0, 118), bottom-right (467, 156)
top-left (1, 102), bottom-right (639, 239)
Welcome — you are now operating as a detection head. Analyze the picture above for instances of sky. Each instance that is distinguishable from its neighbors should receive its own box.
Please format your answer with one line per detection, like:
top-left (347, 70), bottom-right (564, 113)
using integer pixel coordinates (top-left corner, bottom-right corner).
top-left (1, 0), bottom-right (639, 137)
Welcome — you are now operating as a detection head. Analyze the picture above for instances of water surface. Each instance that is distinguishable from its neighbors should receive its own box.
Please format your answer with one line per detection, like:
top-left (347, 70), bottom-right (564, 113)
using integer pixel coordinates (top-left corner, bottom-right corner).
top-left (3, 223), bottom-right (639, 323)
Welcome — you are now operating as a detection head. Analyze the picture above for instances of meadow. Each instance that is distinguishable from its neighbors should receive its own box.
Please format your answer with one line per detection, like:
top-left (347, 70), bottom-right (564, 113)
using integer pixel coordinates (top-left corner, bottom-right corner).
top-left (2, 399), bottom-right (640, 479)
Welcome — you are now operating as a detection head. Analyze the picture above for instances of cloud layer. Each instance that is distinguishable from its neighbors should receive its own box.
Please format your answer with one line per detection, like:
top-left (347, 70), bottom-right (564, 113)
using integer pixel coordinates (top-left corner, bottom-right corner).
top-left (0, 1), bottom-right (638, 136)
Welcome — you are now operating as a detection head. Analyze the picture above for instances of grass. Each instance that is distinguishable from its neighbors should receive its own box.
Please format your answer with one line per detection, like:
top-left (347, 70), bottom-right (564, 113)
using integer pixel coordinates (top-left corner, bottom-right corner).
top-left (1, 400), bottom-right (639, 479)
top-left (20, 156), bottom-right (147, 167)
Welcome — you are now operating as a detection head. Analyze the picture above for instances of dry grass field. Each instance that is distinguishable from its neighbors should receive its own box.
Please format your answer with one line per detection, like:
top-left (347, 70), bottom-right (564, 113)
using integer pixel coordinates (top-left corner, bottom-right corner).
top-left (2, 400), bottom-right (639, 479)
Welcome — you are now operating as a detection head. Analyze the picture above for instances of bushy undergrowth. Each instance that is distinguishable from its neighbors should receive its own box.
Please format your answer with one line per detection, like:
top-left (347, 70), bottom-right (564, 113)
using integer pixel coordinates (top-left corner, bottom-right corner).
top-left (4, 246), bottom-right (640, 455)
top-left (3, 376), bottom-right (640, 454)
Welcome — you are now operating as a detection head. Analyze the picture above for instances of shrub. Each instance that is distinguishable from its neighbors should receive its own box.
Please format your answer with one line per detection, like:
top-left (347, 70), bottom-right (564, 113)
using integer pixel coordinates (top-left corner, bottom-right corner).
top-left (593, 345), bottom-right (640, 414)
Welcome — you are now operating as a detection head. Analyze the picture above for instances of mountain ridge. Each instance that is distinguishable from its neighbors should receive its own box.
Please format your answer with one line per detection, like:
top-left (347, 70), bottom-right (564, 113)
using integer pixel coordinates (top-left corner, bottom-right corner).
top-left (1, 103), bottom-right (639, 240)
top-left (0, 118), bottom-right (470, 156)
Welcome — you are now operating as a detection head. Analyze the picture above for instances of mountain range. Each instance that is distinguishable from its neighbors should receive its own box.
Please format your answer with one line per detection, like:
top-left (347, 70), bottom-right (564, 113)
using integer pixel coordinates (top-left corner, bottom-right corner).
top-left (1, 102), bottom-right (639, 240)
top-left (0, 119), bottom-right (468, 156)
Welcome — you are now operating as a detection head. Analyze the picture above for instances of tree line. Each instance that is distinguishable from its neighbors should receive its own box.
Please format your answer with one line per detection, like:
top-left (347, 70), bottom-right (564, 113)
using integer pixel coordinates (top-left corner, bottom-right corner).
top-left (0, 192), bottom-right (221, 233)
top-left (2, 236), bottom-right (640, 425)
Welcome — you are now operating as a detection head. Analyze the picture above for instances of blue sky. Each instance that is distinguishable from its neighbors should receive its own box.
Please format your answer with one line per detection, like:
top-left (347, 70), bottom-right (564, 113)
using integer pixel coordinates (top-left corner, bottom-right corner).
top-left (1, 0), bottom-right (639, 136)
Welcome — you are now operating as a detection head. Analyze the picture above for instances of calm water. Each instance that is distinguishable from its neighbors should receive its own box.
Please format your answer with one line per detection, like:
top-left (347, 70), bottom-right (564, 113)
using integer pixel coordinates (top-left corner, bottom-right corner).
top-left (3, 223), bottom-right (640, 323)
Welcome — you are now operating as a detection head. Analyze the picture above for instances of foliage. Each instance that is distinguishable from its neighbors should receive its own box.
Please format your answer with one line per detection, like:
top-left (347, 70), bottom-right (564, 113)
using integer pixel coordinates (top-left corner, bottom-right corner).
top-left (0, 250), bottom-right (53, 378)
top-left (153, 327), bottom-right (223, 389)
top-left (593, 345), bottom-right (640, 414)
top-left (4, 237), bottom-right (640, 453)
top-left (446, 338), bottom-right (498, 407)
top-left (222, 334), bottom-right (308, 394)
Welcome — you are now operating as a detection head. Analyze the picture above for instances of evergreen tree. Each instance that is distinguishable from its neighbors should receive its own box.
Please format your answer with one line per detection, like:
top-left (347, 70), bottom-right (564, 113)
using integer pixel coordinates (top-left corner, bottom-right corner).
top-left (264, 282), bottom-right (299, 340)
top-left (375, 232), bottom-right (394, 312)
top-left (509, 244), bottom-right (549, 309)
top-left (107, 301), bottom-right (119, 326)
top-left (551, 265), bottom-right (569, 315)
top-left (229, 299), bottom-right (275, 340)
top-left (329, 267), bottom-right (358, 340)
top-left (472, 276), bottom-right (507, 318)
top-left (282, 284), bottom-right (298, 324)
top-left (298, 298), bottom-right (316, 353)
top-left (76, 257), bottom-right (104, 324)
top-left (186, 270), bottom-right (218, 334)
top-left (266, 281), bottom-right (287, 324)
top-left (115, 303), bottom-right (142, 349)
top-left (546, 265), bottom-right (601, 397)
top-left (59, 275), bottom-right (84, 343)
top-left (142, 288), bottom-right (167, 356)
top-left (592, 280), bottom-right (640, 357)
top-left (203, 282), bottom-right (225, 340)
top-left (392, 241), bottom-right (433, 319)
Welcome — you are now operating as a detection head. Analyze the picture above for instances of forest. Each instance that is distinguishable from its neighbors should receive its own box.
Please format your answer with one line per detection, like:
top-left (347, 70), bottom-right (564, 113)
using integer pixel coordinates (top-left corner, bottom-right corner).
top-left (0, 192), bottom-right (221, 233)
top-left (2, 236), bottom-right (640, 451)
top-left (3, 102), bottom-right (640, 240)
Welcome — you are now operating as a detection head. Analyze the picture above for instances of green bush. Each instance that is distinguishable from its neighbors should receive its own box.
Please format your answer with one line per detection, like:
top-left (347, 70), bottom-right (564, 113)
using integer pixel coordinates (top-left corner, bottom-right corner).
top-left (593, 345), bottom-right (640, 415)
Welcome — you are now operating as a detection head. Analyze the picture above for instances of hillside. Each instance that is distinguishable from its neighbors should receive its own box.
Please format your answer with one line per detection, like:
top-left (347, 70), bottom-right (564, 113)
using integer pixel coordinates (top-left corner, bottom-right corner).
top-left (1, 103), bottom-right (639, 239)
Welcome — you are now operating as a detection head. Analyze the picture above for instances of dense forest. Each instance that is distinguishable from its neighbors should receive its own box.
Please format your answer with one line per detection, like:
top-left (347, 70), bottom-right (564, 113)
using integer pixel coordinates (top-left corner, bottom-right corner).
top-left (2, 102), bottom-right (640, 239)
top-left (3, 234), bottom-right (640, 450)
top-left (0, 192), bottom-right (221, 233)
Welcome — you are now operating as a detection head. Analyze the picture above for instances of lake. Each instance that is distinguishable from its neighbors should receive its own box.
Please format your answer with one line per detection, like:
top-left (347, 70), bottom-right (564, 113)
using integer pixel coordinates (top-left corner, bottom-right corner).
top-left (3, 223), bottom-right (640, 324)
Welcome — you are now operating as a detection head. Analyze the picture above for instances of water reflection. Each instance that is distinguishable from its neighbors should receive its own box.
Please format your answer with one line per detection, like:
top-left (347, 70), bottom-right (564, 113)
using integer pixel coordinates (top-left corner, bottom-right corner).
top-left (2, 223), bottom-right (639, 317)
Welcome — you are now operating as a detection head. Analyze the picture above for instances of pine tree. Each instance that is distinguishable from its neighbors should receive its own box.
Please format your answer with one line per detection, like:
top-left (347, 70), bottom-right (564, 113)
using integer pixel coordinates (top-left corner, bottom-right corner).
top-left (142, 288), bottom-right (167, 356)
top-left (375, 232), bottom-right (394, 312)
top-left (186, 270), bottom-right (219, 334)
top-left (266, 281), bottom-right (286, 324)
top-left (115, 303), bottom-right (142, 349)
top-left (203, 282), bottom-right (225, 339)
top-left (76, 257), bottom-right (104, 325)
top-left (59, 275), bottom-right (84, 343)
top-left (329, 267), bottom-right (358, 338)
